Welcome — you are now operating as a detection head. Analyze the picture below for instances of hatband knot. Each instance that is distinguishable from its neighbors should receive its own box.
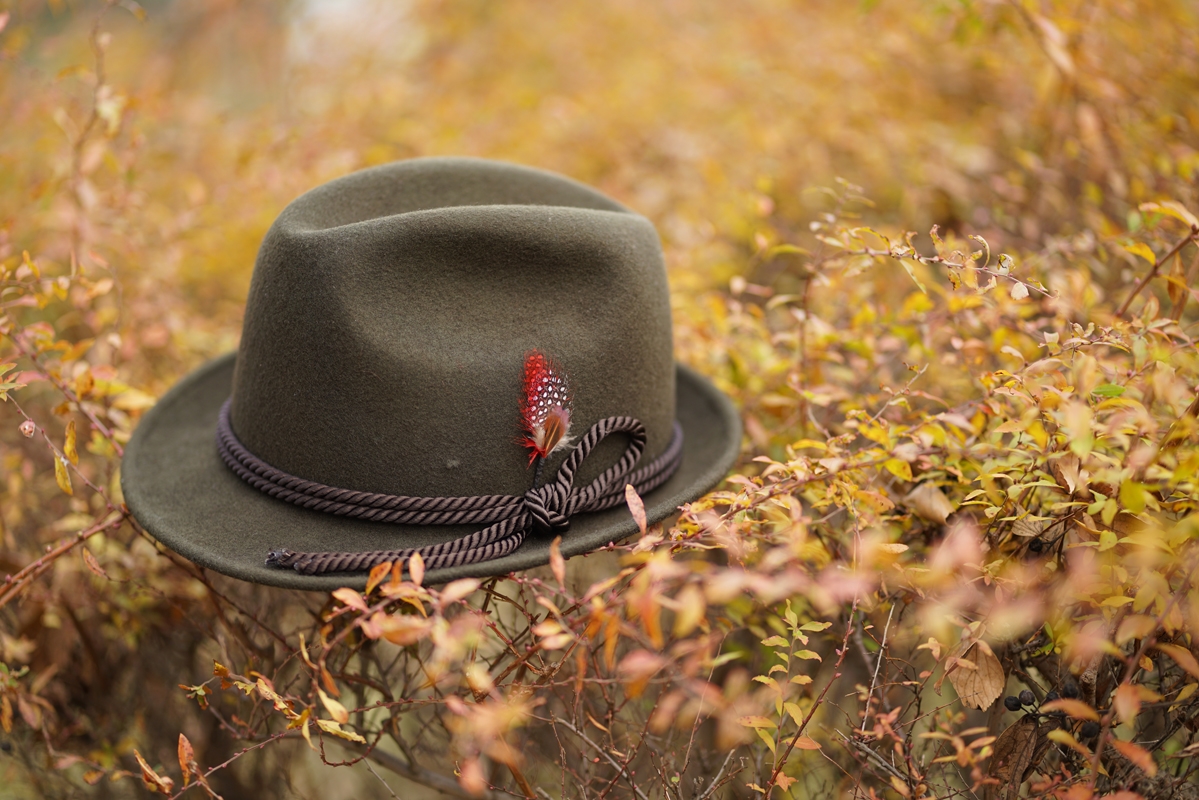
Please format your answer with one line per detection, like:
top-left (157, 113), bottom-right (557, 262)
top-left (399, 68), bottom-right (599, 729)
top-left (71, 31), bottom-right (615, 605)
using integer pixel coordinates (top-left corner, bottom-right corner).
top-left (523, 483), bottom-right (571, 534)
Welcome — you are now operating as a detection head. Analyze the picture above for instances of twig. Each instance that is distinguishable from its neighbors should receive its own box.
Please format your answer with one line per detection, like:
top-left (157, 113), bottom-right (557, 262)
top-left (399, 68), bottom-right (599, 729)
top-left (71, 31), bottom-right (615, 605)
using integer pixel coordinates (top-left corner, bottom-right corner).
top-left (1116, 225), bottom-right (1199, 319)
top-left (363, 759), bottom-right (402, 800)
top-left (336, 741), bottom-right (497, 800)
top-left (837, 730), bottom-right (909, 784)
top-left (549, 716), bottom-right (651, 800)
top-left (861, 603), bottom-right (896, 734)
top-left (696, 750), bottom-right (739, 800)
top-left (765, 600), bottom-right (859, 794)
top-left (0, 513), bottom-right (123, 610)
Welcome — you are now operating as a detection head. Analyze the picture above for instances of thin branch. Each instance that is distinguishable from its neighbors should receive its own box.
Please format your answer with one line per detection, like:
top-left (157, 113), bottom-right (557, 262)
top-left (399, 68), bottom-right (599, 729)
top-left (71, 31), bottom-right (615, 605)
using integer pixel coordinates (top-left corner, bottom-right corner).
top-left (549, 716), bottom-right (651, 800)
top-left (1116, 225), bottom-right (1199, 318)
top-left (696, 750), bottom-right (739, 800)
top-left (861, 603), bottom-right (896, 734)
top-left (336, 741), bottom-right (497, 800)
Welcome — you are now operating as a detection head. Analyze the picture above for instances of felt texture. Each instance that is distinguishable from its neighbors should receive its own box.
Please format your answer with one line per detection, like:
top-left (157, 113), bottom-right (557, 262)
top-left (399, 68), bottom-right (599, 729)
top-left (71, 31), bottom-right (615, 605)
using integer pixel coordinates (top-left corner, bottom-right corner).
top-left (121, 157), bottom-right (742, 589)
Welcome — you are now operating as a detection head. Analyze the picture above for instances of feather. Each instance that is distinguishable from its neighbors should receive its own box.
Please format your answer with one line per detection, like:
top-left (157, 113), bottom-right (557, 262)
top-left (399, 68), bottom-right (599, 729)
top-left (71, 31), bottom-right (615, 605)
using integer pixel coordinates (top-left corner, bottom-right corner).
top-left (520, 350), bottom-right (572, 465)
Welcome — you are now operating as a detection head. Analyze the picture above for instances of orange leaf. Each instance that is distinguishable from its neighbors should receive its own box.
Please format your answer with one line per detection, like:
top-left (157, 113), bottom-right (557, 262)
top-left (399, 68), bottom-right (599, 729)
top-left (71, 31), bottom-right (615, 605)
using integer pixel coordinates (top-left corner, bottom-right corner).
top-left (177, 734), bottom-right (195, 786)
top-left (82, 547), bottom-right (108, 580)
top-left (1156, 644), bottom-right (1199, 679)
top-left (331, 587), bottom-right (368, 613)
top-left (319, 688), bottom-right (350, 724)
top-left (365, 561), bottom-right (392, 595)
top-left (1113, 684), bottom-right (1141, 726)
top-left (134, 750), bottom-right (174, 794)
top-left (1040, 698), bottom-right (1099, 721)
top-left (792, 736), bottom-right (821, 750)
top-left (1110, 738), bottom-right (1157, 777)
top-left (549, 535), bottom-right (566, 587)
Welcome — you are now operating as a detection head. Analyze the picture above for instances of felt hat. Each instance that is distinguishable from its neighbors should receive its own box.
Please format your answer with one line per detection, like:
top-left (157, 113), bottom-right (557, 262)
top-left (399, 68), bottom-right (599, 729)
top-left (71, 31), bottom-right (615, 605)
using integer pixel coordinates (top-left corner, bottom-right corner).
top-left (121, 157), bottom-right (741, 590)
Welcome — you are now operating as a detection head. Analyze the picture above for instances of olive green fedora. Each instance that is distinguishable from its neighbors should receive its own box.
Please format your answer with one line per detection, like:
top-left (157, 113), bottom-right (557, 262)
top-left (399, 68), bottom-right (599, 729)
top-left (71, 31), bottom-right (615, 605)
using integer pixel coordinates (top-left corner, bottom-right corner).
top-left (121, 157), bottom-right (741, 590)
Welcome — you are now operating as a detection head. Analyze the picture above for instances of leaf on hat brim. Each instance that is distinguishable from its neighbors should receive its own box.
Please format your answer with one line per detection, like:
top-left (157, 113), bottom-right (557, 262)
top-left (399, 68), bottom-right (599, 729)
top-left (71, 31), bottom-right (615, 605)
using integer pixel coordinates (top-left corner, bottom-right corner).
top-left (625, 484), bottom-right (647, 535)
top-left (549, 535), bottom-right (566, 587)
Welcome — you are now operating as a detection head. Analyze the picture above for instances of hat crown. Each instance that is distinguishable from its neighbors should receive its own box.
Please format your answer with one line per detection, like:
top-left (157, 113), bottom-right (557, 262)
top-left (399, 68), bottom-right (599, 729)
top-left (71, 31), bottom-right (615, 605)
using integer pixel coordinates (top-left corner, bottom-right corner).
top-left (229, 158), bottom-right (675, 499)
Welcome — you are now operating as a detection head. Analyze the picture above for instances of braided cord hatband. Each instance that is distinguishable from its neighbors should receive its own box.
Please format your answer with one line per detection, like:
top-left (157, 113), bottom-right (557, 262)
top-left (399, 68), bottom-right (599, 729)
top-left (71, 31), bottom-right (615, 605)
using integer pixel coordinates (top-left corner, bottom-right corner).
top-left (215, 400), bottom-right (684, 575)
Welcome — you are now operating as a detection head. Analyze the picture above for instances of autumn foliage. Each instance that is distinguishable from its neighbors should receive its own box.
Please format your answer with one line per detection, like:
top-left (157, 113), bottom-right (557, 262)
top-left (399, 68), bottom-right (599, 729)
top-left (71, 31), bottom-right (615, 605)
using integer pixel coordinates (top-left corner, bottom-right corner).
top-left (2, 0), bottom-right (1199, 798)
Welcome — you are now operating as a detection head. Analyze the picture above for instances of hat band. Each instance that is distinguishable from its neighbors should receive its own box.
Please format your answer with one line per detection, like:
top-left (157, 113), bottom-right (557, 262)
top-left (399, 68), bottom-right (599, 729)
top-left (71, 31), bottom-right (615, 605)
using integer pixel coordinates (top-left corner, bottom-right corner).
top-left (215, 401), bottom-right (684, 575)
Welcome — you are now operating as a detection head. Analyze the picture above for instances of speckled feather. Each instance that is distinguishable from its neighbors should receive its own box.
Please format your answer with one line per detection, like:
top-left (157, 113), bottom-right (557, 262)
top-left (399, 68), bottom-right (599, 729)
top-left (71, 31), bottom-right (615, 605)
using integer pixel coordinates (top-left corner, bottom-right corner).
top-left (520, 350), bottom-right (572, 464)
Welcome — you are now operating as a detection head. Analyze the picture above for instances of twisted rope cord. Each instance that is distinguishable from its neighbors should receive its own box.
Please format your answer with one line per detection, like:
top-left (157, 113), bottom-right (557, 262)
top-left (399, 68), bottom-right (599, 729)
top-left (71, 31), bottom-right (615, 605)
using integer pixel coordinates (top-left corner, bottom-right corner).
top-left (215, 400), bottom-right (684, 575)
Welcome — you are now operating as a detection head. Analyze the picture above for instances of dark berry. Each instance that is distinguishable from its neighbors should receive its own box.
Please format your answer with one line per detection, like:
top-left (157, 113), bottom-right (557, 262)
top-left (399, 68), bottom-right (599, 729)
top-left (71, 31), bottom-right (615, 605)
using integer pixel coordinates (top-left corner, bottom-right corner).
top-left (1004, 695), bottom-right (1022, 712)
top-left (1080, 721), bottom-right (1100, 738)
top-left (1044, 691), bottom-right (1060, 703)
top-left (1062, 678), bottom-right (1079, 699)
top-left (1029, 539), bottom-right (1044, 553)
top-left (1019, 689), bottom-right (1036, 706)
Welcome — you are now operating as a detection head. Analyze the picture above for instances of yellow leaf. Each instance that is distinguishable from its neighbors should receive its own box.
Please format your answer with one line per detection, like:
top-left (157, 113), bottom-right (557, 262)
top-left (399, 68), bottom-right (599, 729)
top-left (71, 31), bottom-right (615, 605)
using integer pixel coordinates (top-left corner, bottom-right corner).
top-left (301, 718), bottom-right (315, 751)
top-left (64, 420), bottom-right (78, 464)
top-left (756, 727), bottom-right (777, 755)
top-left (54, 455), bottom-right (73, 496)
top-left (318, 688), bottom-right (349, 724)
top-left (408, 551), bottom-right (425, 586)
top-left (74, 369), bottom-right (94, 399)
top-left (1139, 200), bottom-right (1199, 229)
top-left (1123, 242), bottom-right (1157, 264)
top-left (738, 715), bottom-right (776, 729)
top-left (673, 583), bottom-right (706, 638)
top-left (315, 718), bottom-right (366, 743)
top-left (1116, 615), bottom-right (1157, 645)
top-left (883, 458), bottom-right (912, 481)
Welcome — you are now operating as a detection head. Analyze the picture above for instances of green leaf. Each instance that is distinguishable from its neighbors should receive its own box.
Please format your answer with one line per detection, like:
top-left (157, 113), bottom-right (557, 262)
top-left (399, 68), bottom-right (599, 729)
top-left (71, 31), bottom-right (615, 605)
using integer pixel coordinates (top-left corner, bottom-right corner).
top-left (1092, 384), bottom-right (1125, 397)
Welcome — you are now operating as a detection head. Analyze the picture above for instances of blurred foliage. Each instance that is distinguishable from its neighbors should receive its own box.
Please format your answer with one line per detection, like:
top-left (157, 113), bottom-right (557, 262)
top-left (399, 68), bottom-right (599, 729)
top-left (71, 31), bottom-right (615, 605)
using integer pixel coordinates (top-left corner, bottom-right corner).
top-left (2, 0), bottom-right (1199, 797)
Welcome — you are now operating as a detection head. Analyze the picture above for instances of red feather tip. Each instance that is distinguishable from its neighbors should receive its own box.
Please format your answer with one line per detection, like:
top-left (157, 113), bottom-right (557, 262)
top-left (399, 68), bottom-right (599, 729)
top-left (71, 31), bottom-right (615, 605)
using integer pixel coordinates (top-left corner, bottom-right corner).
top-left (520, 350), bottom-right (572, 465)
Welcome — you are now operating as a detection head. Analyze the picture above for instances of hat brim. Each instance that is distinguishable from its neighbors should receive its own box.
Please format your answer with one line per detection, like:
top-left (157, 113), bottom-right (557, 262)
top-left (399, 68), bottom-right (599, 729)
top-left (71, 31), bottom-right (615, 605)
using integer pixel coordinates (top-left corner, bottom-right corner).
top-left (121, 353), bottom-right (741, 590)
